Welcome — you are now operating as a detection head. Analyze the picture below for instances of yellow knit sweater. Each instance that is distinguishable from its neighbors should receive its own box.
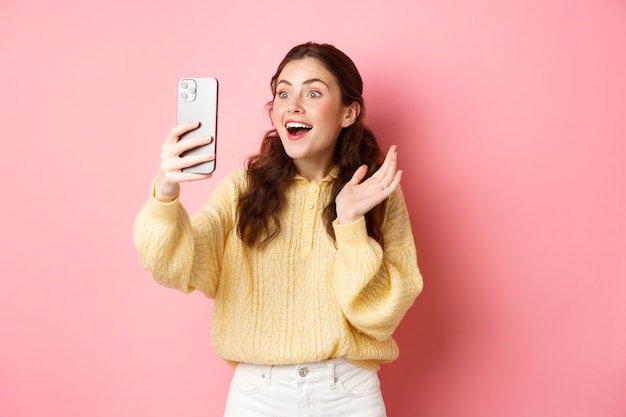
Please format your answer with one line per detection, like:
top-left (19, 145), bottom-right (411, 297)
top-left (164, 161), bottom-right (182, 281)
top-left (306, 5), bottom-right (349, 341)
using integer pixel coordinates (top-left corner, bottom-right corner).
top-left (133, 168), bottom-right (423, 369)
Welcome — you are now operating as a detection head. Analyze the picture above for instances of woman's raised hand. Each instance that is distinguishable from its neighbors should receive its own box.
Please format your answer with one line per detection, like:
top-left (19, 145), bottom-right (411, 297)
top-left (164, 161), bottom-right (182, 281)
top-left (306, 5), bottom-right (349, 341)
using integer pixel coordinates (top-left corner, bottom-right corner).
top-left (154, 122), bottom-right (215, 202)
top-left (335, 145), bottom-right (402, 225)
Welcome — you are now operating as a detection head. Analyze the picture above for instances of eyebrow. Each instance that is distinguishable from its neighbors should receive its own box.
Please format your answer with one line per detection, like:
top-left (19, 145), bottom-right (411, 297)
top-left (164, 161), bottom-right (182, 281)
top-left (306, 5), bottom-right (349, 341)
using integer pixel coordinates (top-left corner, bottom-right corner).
top-left (276, 78), bottom-right (330, 88)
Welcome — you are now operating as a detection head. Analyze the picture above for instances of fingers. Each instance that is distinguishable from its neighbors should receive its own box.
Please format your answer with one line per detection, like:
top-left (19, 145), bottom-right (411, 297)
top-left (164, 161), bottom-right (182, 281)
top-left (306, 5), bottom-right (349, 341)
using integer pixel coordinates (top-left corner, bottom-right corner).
top-left (162, 149), bottom-right (215, 173)
top-left (371, 145), bottom-right (398, 187)
top-left (348, 165), bottom-right (369, 185)
top-left (156, 123), bottom-right (215, 197)
top-left (164, 121), bottom-right (200, 146)
top-left (385, 170), bottom-right (402, 195)
top-left (164, 131), bottom-right (213, 159)
top-left (335, 147), bottom-right (402, 223)
top-left (161, 121), bottom-right (214, 167)
top-left (381, 145), bottom-right (398, 175)
top-left (348, 146), bottom-right (401, 192)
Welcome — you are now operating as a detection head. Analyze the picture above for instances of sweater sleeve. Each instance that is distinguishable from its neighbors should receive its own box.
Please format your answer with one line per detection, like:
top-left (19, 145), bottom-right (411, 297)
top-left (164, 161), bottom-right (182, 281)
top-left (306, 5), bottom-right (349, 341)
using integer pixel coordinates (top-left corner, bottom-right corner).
top-left (132, 172), bottom-right (241, 298)
top-left (331, 187), bottom-right (423, 341)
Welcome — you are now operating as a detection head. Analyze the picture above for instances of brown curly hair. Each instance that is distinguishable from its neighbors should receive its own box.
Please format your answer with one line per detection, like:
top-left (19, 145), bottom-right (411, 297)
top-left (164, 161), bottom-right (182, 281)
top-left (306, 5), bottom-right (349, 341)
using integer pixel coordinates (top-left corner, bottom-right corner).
top-left (237, 42), bottom-right (386, 248)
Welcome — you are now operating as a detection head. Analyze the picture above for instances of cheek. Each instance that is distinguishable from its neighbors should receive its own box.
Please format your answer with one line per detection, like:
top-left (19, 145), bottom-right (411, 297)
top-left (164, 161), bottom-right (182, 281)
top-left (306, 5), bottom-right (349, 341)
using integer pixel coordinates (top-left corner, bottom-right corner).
top-left (314, 101), bottom-right (341, 122)
top-left (270, 102), bottom-right (286, 123)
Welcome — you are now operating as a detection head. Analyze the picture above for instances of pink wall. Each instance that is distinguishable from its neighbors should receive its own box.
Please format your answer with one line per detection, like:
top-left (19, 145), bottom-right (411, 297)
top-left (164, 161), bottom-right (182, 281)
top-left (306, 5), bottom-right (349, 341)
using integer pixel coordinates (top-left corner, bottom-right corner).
top-left (1, 0), bottom-right (625, 416)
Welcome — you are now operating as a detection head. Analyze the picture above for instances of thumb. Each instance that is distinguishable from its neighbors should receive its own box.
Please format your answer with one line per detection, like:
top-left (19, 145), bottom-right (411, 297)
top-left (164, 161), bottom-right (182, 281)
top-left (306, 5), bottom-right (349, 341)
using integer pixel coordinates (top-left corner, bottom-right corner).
top-left (348, 165), bottom-right (368, 185)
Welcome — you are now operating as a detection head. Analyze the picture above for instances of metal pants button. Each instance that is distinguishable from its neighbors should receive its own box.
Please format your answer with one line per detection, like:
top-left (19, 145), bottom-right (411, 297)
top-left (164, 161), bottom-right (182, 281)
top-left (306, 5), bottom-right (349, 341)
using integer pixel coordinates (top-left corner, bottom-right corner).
top-left (298, 367), bottom-right (309, 377)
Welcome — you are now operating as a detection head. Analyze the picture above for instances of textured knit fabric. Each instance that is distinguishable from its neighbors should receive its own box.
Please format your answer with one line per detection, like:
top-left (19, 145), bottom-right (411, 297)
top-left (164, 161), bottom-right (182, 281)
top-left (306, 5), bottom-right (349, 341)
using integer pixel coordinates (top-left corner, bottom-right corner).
top-left (133, 168), bottom-right (423, 369)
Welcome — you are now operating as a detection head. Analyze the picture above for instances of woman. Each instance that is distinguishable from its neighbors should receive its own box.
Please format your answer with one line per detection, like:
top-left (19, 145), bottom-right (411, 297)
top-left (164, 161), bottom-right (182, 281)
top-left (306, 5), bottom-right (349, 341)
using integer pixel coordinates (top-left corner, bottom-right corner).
top-left (133, 42), bottom-right (423, 417)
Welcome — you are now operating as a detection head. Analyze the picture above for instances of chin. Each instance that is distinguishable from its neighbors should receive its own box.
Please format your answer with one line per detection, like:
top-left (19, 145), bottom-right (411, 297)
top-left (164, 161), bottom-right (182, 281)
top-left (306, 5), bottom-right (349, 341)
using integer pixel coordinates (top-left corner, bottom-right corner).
top-left (280, 138), bottom-right (303, 154)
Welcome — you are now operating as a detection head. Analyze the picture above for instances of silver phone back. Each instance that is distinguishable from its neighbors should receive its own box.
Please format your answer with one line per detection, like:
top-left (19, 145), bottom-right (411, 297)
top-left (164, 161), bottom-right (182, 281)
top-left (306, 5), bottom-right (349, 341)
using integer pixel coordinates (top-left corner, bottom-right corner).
top-left (177, 77), bottom-right (218, 174)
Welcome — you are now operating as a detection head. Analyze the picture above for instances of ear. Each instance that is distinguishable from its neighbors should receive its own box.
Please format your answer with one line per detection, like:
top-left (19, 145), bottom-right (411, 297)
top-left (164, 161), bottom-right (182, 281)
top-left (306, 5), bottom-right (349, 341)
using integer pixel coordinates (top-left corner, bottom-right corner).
top-left (269, 104), bottom-right (276, 127)
top-left (340, 102), bottom-right (361, 128)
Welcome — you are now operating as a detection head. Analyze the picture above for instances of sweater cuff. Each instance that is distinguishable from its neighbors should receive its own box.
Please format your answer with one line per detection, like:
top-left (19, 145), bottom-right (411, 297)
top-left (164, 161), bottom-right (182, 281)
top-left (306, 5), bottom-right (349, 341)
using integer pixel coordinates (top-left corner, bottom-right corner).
top-left (150, 177), bottom-right (180, 202)
top-left (332, 216), bottom-right (369, 247)
top-left (147, 179), bottom-right (181, 219)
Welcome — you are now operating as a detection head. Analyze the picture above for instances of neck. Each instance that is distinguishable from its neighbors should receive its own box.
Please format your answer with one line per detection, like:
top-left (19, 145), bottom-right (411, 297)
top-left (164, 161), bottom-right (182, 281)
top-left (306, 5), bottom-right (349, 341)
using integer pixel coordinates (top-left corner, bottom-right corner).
top-left (293, 159), bottom-right (332, 181)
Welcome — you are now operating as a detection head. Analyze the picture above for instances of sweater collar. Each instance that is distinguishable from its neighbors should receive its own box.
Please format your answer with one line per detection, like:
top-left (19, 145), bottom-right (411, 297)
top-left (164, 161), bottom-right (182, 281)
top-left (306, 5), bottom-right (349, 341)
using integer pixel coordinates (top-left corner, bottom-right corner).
top-left (293, 166), bottom-right (339, 184)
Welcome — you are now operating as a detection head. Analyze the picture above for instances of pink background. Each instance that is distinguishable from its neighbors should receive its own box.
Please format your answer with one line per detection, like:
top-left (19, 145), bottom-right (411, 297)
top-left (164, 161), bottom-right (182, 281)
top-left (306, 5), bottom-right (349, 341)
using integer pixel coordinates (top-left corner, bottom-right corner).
top-left (1, 0), bottom-right (625, 416)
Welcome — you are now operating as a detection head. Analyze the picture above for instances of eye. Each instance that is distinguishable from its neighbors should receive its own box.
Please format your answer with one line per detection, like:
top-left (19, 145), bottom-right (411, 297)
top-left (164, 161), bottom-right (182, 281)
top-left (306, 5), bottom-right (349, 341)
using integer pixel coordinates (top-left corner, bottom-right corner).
top-left (276, 91), bottom-right (290, 99)
top-left (308, 90), bottom-right (321, 98)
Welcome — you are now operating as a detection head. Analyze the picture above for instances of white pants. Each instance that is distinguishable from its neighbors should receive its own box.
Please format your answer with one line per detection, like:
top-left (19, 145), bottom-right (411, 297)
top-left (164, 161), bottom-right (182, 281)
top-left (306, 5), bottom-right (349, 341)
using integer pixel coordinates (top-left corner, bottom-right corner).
top-left (223, 358), bottom-right (387, 417)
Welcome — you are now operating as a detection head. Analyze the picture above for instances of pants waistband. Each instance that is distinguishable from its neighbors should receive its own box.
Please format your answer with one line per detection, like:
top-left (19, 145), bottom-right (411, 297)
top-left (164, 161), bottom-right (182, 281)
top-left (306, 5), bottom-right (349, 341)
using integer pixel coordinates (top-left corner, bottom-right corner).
top-left (237, 358), bottom-right (355, 383)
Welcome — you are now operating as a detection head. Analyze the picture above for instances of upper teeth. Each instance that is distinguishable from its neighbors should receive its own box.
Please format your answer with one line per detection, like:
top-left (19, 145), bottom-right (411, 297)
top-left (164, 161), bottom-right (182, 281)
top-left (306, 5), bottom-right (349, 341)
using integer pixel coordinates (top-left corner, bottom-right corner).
top-left (286, 122), bottom-right (312, 129)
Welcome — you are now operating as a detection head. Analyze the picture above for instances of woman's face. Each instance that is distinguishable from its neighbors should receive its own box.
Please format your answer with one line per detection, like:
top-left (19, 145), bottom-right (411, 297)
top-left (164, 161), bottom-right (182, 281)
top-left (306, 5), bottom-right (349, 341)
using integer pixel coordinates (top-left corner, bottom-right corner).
top-left (271, 57), bottom-right (358, 180)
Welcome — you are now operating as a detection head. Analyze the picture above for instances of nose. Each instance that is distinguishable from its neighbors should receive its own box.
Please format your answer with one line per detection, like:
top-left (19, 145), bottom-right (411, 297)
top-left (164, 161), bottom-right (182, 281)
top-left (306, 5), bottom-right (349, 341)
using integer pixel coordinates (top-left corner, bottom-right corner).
top-left (288, 96), bottom-right (303, 113)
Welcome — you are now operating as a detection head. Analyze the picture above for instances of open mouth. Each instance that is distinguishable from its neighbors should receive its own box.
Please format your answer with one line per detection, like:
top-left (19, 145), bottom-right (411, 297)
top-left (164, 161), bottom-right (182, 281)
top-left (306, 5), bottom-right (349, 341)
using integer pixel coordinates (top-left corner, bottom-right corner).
top-left (285, 121), bottom-right (312, 136)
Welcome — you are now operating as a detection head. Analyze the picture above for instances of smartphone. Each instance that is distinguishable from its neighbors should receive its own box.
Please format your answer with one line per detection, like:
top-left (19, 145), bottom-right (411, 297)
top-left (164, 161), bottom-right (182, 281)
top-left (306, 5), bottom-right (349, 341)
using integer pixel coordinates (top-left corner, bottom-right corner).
top-left (177, 77), bottom-right (218, 174)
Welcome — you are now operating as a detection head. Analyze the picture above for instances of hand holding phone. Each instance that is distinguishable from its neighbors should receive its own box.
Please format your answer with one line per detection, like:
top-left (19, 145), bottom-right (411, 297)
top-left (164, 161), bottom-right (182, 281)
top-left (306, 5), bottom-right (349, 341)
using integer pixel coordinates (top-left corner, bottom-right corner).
top-left (177, 77), bottom-right (218, 174)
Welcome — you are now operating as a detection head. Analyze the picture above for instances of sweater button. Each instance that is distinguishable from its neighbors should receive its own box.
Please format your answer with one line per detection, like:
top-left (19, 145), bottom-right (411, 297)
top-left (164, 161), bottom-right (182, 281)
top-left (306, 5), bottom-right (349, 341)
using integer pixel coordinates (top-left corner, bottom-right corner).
top-left (298, 367), bottom-right (309, 377)
top-left (306, 202), bottom-right (314, 209)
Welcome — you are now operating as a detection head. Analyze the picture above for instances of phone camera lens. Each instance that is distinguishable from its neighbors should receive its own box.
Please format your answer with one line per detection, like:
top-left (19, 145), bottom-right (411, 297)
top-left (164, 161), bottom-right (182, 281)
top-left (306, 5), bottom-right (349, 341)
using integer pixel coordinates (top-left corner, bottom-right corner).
top-left (180, 92), bottom-right (188, 100)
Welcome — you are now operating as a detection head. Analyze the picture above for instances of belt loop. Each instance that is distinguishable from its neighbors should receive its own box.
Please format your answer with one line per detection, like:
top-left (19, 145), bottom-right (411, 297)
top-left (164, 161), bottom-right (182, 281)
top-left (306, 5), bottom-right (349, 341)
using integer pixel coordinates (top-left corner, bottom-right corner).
top-left (328, 360), bottom-right (336, 390)
top-left (263, 365), bottom-right (273, 386)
